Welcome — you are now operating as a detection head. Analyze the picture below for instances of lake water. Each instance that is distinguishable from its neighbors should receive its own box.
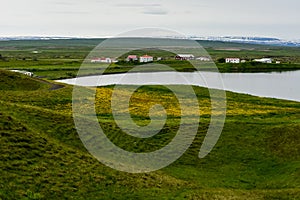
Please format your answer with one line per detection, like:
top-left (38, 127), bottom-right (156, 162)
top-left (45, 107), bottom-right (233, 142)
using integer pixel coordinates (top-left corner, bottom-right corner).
top-left (57, 70), bottom-right (300, 102)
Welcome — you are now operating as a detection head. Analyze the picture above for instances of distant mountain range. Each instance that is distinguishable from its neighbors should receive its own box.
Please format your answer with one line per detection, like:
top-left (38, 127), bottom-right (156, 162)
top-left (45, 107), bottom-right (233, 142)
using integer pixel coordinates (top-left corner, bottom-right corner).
top-left (0, 36), bottom-right (79, 41)
top-left (1, 36), bottom-right (300, 47)
top-left (190, 36), bottom-right (300, 47)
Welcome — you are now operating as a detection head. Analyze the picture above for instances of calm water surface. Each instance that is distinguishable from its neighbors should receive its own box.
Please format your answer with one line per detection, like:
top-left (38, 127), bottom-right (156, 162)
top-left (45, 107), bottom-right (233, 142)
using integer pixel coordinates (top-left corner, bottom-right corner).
top-left (57, 70), bottom-right (300, 102)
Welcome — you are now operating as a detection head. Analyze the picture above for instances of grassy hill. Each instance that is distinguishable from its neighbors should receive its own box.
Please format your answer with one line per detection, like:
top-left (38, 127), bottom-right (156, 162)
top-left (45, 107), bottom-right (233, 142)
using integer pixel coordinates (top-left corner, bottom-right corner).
top-left (0, 69), bottom-right (299, 199)
top-left (0, 70), bottom-right (46, 91)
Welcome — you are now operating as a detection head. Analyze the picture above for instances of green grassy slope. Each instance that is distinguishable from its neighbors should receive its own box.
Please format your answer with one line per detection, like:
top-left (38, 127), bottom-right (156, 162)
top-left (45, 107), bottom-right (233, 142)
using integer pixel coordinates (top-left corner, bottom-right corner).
top-left (0, 70), bottom-right (187, 199)
top-left (0, 70), bottom-right (46, 91)
top-left (0, 69), bottom-right (300, 199)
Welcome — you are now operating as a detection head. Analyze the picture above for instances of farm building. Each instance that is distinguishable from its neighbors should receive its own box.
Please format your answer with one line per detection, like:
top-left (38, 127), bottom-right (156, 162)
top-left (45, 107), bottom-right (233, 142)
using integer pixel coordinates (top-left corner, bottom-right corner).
top-left (253, 58), bottom-right (273, 63)
top-left (91, 57), bottom-right (115, 63)
top-left (196, 57), bottom-right (211, 61)
top-left (225, 58), bottom-right (240, 63)
top-left (10, 70), bottom-right (34, 77)
top-left (139, 55), bottom-right (153, 63)
top-left (175, 54), bottom-right (195, 60)
top-left (126, 55), bottom-right (138, 62)
top-left (91, 58), bottom-right (102, 63)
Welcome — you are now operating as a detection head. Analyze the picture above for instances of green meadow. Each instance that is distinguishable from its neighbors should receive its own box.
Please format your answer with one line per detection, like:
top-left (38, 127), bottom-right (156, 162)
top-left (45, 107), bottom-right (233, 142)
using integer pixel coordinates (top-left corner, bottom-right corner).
top-left (1, 39), bottom-right (300, 79)
top-left (0, 39), bottom-right (300, 199)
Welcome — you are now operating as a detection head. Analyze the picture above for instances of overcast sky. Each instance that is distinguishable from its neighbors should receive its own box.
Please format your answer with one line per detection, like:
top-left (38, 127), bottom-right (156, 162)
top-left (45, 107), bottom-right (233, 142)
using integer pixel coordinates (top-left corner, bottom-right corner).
top-left (1, 0), bottom-right (299, 40)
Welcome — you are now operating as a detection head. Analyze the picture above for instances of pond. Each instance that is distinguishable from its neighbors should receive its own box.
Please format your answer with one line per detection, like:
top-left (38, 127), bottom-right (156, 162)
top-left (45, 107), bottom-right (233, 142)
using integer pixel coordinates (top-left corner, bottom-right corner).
top-left (57, 70), bottom-right (300, 102)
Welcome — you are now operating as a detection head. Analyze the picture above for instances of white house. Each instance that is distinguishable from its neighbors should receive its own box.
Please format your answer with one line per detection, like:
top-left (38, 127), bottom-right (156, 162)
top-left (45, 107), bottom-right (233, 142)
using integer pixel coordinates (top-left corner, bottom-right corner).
top-left (10, 70), bottom-right (34, 77)
top-left (140, 55), bottom-right (153, 63)
top-left (175, 54), bottom-right (195, 60)
top-left (196, 57), bottom-right (211, 61)
top-left (253, 58), bottom-right (272, 63)
top-left (91, 57), bottom-right (114, 63)
top-left (225, 58), bottom-right (240, 63)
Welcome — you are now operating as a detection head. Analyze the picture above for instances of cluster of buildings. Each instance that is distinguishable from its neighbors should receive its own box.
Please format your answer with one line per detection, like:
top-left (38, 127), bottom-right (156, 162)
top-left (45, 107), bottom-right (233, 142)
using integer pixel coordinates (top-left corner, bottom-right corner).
top-left (90, 54), bottom-right (154, 63)
top-left (175, 54), bottom-right (211, 61)
top-left (126, 55), bottom-right (154, 63)
top-left (225, 57), bottom-right (280, 64)
top-left (90, 53), bottom-right (212, 64)
top-left (91, 54), bottom-right (280, 65)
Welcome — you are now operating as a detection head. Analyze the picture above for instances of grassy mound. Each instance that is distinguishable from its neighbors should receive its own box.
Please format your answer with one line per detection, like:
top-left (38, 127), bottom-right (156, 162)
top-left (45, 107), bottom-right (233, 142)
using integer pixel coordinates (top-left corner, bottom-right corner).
top-left (0, 70), bottom-right (45, 91)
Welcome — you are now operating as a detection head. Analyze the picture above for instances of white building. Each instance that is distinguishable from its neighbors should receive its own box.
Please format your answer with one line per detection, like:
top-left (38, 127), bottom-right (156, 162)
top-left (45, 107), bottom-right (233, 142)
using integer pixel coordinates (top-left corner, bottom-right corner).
top-left (91, 57), bottom-right (115, 63)
top-left (91, 58), bottom-right (101, 63)
top-left (140, 55), bottom-right (154, 63)
top-left (175, 54), bottom-right (195, 60)
top-left (10, 70), bottom-right (34, 77)
top-left (253, 58), bottom-right (272, 63)
top-left (196, 57), bottom-right (211, 61)
top-left (225, 58), bottom-right (240, 63)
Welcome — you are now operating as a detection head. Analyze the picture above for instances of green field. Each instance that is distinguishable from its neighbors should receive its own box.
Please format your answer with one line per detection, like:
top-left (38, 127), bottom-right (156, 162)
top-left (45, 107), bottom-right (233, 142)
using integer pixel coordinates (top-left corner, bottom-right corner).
top-left (0, 40), bottom-right (300, 199)
top-left (1, 39), bottom-right (300, 80)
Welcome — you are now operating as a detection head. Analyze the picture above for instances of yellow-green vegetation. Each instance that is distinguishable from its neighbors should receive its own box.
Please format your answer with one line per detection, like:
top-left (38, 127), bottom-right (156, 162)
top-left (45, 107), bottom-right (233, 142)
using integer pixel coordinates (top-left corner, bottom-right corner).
top-left (1, 69), bottom-right (300, 199)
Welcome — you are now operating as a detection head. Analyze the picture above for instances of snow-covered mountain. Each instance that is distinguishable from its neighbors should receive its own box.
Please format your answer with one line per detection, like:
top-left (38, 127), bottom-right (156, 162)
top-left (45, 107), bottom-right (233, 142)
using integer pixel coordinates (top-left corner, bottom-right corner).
top-left (1, 36), bottom-right (300, 47)
top-left (0, 36), bottom-right (78, 41)
top-left (189, 36), bottom-right (300, 47)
